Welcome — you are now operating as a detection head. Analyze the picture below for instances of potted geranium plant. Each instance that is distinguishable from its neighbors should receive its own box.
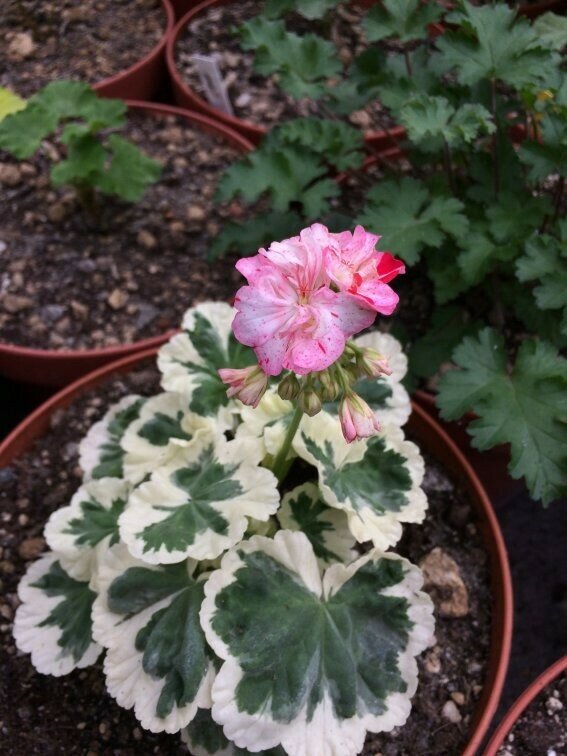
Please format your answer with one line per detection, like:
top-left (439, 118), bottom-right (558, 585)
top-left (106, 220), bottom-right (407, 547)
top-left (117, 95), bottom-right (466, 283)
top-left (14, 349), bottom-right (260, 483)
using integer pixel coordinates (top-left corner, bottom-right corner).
top-left (7, 223), bottom-right (512, 753)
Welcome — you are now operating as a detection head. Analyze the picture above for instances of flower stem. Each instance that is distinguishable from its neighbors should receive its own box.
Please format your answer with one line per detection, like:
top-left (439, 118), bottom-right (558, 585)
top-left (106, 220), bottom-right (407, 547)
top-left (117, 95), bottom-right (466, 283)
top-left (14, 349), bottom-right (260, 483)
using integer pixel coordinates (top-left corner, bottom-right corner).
top-left (271, 406), bottom-right (303, 483)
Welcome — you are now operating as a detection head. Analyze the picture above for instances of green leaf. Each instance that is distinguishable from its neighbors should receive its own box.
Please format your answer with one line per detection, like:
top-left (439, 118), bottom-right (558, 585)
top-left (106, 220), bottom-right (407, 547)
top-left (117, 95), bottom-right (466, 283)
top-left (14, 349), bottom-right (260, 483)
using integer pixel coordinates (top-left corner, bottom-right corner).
top-left (400, 95), bottom-right (495, 149)
top-left (30, 80), bottom-right (125, 126)
top-left (0, 86), bottom-right (26, 122)
top-left (437, 1), bottom-right (558, 88)
top-left (357, 177), bottom-right (468, 264)
top-left (486, 191), bottom-right (550, 243)
top-left (0, 103), bottom-right (58, 158)
top-left (278, 483), bottom-right (355, 566)
top-left (268, 117), bottom-right (364, 171)
top-left (158, 303), bottom-right (256, 419)
top-left (409, 306), bottom-right (481, 379)
top-left (50, 133), bottom-right (106, 186)
top-left (201, 531), bottom-right (434, 755)
top-left (95, 134), bottom-right (162, 201)
top-left (533, 12), bottom-right (567, 51)
top-left (364, 0), bottom-right (443, 43)
top-left (93, 546), bottom-right (214, 732)
top-left (14, 554), bottom-right (101, 675)
top-left (516, 228), bottom-right (567, 331)
top-left (238, 18), bottom-right (341, 99)
top-left (119, 438), bottom-right (279, 563)
top-left (294, 413), bottom-right (426, 549)
top-left (208, 211), bottom-right (303, 260)
top-left (217, 144), bottom-right (338, 216)
top-left (265, 0), bottom-right (340, 20)
top-left (79, 395), bottom-right (145, 481)
top-left (438, 328), bottom-right (567, 504)
top-left (520, 114), bottom-right (567, 181)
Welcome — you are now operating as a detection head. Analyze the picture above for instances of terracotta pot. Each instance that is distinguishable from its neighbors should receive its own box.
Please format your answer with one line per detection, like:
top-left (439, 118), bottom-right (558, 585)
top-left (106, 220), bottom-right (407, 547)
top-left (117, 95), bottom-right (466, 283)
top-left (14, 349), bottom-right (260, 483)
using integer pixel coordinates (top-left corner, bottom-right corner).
top-left (0, 102), bottom-right (253, 389)
top-left (166, 0), bottom-right (407, 149)
top-left (0, 349), bottom-right (513, 753)
top-left (168, 0), bottom-right (202, 20)
top-left (94, 0), bottom-right (175, 101)
top-left (484, 655), bottom-right (567, 755)
top-left (413, 390), bottom-right (525, 506)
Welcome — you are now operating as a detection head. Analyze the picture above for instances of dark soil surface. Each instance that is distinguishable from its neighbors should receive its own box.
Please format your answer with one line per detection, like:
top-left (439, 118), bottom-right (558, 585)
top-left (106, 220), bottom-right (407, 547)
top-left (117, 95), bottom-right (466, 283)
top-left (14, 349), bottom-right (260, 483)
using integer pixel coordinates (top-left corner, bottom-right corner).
top-left (0, 110), bottom-right (249, 351)
top-left (0, 364), bottom-right (491, 754)
top-left (0, 0), bottom-right (165, 98)
top-left (175, 0), bottom-right (398, 133)
top-left (497, 672), bottom-right (567, 755)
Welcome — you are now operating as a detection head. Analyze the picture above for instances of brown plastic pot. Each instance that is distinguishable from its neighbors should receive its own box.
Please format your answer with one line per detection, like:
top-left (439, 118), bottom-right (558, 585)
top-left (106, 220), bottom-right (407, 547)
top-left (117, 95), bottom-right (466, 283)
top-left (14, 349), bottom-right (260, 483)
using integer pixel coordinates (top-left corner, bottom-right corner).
top-left (484, 655), bottom-right (567, 755)
top-left (0, 349), bottom-right (513, 754)
top-left (93, 0), bottom-right (175, 101)
top-left (0, 101), bottom-right (254, 389)
top-left (413, 390), bottom-right (525, 506)
top-left (166, 0), bottom-right (408, 149)
top-left (168, 0), bottom-right (202, 20)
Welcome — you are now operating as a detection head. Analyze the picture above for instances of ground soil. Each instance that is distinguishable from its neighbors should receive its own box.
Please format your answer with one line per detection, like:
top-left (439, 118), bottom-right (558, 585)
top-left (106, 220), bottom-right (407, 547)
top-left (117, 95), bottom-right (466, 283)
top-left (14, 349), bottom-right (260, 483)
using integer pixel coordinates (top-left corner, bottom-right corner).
top-left (0, 0), bottom-right (165, 98)
top-left (497, 672), bottom-right (567, 755)
top-left (0, 362), bottom-right (491, 754)
top-left (175, 0), bottom-right (399, 133)
top-left (0, 110), bottom-right (250, 351)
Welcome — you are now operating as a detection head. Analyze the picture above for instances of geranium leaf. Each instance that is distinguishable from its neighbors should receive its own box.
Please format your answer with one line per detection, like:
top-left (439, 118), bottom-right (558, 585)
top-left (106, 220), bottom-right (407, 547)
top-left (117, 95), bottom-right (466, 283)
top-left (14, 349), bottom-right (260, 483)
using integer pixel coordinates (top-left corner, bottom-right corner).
top-left (79, 395), bottom-right (145, 480)
top-left (201, 531), bottom-right (434, 755)
top-left (45, 477), bottom-right (131, 580)
top-left (158, 302), bottom-right (256, 420)
top-left (357, 177), bottom-right (467, 264)
top-left (533, 12), bottom-right (567, 51)
top-left (14, 553), bottom-right (101, 676)
top-left (516, 228), bottom-right (567, 319)
top-left (0, 86), bottom-right (26, 122)
top-left (92, 545), bottom-right (214, 733)
top-left (265, 0), bottom-right (340, 20)
top-left (364, 0), bottom-right (443, 43)
top-left (400, 95), bottom-right (495, 149)
top-left (95, 134), bottom-right (162, 201)
top-left (120, 391), bottom-right (218, 484)
top-left (268, 118), bottom-right (364, 171)
top-left (182, 708), bottom-right (287, 755)
top-left (519, 114), bottom-right (567, 182)
top-left (278, 483), bottom-right (355, 567)
top-left (294, 414), bottom-right (427, 549)
top-left (208, 211), bottom-right (303, 260)
top-left (119, 437), bottom-right (279, 563)
top-left (438, 328), bottom-right (567, 504)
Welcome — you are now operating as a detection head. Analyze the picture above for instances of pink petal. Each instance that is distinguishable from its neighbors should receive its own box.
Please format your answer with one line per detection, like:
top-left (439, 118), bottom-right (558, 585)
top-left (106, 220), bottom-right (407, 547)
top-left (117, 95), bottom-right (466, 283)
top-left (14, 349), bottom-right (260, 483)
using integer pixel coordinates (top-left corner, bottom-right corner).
top-left (350, 280), bottom-right (400, 316)
top-left (254, 335), bottom-right (288, 376)
top-left (313, 288), bottom-right (376, 337)
top-left (233, 286), bottom-right (293, 347)
top-left (376, 252), bottom-right (405, 283)
top-left (284, 323), bottom-right (346, 374)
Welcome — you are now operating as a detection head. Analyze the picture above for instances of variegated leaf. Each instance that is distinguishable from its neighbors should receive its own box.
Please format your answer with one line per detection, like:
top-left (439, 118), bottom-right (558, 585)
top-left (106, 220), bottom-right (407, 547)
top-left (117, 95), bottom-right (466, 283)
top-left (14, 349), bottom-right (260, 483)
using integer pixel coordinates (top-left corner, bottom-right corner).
top-left (201, 531), bottom-right (435, 756)
top-left (181, 708), bottom-right (287, 755)
top-left (294, 413), bottom-right (427, 550)
top-left (158, 302), bottom-right (255, 422)
top-left (14, 553), bottom-right (101, 676)
top-left (119, 436), bottom-right (280, 563)
top-left (92, 545), bottom-right (214, 733)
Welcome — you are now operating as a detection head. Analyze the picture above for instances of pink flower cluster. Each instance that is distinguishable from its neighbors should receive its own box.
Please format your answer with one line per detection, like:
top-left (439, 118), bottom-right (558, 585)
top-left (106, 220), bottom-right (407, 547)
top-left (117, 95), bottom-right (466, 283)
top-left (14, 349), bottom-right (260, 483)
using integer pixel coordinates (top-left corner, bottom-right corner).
top-left (232, 224), bottom-right (404, 376)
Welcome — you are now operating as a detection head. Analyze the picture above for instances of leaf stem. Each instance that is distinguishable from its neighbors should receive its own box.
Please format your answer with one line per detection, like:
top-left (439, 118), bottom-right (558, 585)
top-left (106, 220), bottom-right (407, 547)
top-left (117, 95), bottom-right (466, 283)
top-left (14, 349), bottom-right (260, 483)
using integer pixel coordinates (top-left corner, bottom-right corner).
top-left (271, 406), bottom-right (303, 483)
top-left (443, 139), bottom-right (457, 196)
top-left (552, 177), bottom-right (565, 226)
top-left (403, 48), bottom-right (413, 77)
top-left (490, 79), bottom-right (500, 198)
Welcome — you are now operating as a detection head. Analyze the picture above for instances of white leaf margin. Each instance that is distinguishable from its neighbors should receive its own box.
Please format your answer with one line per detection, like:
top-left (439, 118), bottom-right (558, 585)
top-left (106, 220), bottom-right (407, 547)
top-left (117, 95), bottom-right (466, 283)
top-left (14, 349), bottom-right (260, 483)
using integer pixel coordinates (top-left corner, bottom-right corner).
top-left (14, 552), bottom-right (101, 677)
top-left (200, 530), bottom-right (435, 756)
top-left (92, 543), bottom-right (214, 734)
top-left (45, 477), bottom-right (132, 581)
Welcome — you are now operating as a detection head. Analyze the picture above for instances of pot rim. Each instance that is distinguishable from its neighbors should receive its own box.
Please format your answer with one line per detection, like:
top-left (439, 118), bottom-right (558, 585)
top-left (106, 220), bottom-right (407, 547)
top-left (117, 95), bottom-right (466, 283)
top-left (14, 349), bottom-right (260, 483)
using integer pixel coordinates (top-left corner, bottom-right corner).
top-left (166, 0), bottom-right (407, 144)
top-left (0, 101), bottom-right (253, 364)
top-left (93, 0), bottom-right (175, 95)
top-left (0, 348), bottom-right (513, 754)
top-left (484, 655), bottom-right (567, 756)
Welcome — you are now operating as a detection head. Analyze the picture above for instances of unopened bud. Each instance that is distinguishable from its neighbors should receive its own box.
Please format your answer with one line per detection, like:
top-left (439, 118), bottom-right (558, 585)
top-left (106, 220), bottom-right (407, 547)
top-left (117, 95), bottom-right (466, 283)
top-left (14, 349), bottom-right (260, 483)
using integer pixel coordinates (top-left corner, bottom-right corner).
top-left (359, 348), bottom-right (392, 379)
top-left (319, 370), bottom-right (340, 401)
top-left (278, 373), bottom-right (301, 401)
top-left (298, 388), bottom-right (322, 417)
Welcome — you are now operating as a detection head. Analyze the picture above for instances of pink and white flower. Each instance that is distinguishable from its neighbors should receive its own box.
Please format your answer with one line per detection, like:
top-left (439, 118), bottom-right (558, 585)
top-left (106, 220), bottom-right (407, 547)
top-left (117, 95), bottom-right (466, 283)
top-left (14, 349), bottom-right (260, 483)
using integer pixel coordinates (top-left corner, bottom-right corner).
top-left (218, 365), bottom-right (268, 408)
top-left (233, 227), bottom-right (375, 376)
top-left (339, 392), bottom-right (382, 443)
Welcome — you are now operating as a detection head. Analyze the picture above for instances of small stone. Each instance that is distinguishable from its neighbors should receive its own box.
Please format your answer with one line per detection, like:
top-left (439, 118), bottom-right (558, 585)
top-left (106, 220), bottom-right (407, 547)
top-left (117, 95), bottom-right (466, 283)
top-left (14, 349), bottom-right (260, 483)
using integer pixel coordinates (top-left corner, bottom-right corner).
top-left (235, 92), bottom-right (252, 108)
top-left (17, 514), bottom-right (29, 526)
top-left (451, 691), bottom-right (465, 706)
top-left (77, 722), bottom-right (87, 730)
top-left (546, 695), bottom-right (563, 714)
top-left (77, 258), bottom-right (97, 273)
top-left (0, 163), bottom-right (22, 187)
top-left (420, 547), bottom-right (469, 618)
top-left (70, 300), bottom-right (88, 319)
top-left (137, 230), bottom-right (158, 249)
top-left (3, 294), bottom-right (33, 314)
top-left (132, 727), bottom-right (143, 741)
top-left (424, 646), bottom-right (442, 674)
top-left (170, 221), bottom-right (185, 235)
top-left (349, 109), bottom-right (372, 129)
top-left (99, 722), bottom-right (108, 735)
top-left (18, 537), bottom-right (45, 560)
top-left (7, 32), bottom-right (35, 60)
top-left (38, 304), bottom-right (67, 324)
top-left (107, 288), bottom-right (128, 310)
top-left (47, 202), bottom-right (67, 223)
top-left (442, 700), bottom-right (462, 723)
top-left (135, 303), bottom-right (160, 329)
top-left (186, 205), bottom-right (206, 222)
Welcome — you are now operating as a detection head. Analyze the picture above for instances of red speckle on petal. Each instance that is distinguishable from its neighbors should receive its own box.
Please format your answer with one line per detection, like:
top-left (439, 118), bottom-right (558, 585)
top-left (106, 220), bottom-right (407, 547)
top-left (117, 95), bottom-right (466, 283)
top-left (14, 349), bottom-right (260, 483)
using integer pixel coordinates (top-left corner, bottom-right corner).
top-left (318, 342), bottom-right (326, 353)
top-left (353, 272), bottom-right (363, 287)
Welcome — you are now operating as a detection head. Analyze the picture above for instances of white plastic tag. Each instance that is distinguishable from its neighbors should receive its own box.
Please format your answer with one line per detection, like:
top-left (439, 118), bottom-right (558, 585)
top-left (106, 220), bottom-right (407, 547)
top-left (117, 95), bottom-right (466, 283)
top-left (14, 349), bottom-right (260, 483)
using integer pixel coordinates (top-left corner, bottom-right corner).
top-left (191, 54), bottom-right (234, 116)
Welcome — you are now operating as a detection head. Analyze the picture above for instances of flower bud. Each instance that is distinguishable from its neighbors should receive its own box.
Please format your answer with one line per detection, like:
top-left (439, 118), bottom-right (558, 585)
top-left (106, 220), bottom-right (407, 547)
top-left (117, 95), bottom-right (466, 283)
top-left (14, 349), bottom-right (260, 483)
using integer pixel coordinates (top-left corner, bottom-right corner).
top-left (298, 388), bottom-right (322, 417)
top-left (358, 348), bottom-right (392, 378)
top-left (218, 364), bottom-right (268, 408)
top-left (339, 391), bottom-right (381, 443)
top-left (318, 370), bottom-right (340, 402)
top-left (278, 373), bottom-right (301, 401)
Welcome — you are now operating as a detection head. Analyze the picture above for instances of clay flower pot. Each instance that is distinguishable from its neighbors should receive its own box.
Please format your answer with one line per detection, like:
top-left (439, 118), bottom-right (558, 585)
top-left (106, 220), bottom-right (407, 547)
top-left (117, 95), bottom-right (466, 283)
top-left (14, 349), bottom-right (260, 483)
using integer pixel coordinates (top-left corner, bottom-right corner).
top-left (413, 390), bottom-right (526, 506)
top-left (166, 0), bottom-right (407, 149)
top-left (484, 655), bottom-right (567, 755)
top-left (94, 0), bottom-right (176, 101)
top-left (0, 102), bottom-right (253, 389)
top-left (0, 348), bottom-right (513, 753)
